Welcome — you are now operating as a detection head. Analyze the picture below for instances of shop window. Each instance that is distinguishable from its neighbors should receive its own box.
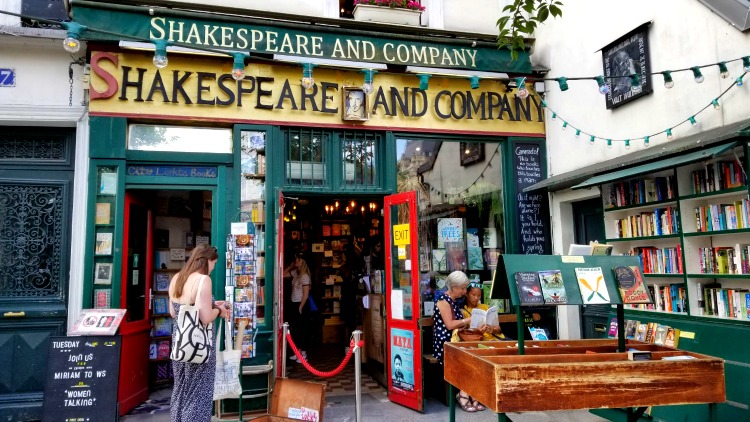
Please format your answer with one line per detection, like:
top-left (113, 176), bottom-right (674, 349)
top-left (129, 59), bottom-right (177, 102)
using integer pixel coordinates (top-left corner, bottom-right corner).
top-left (127, 124), bottom-right (232, 153)
top-left (284, 128), bottom-right (329, 186)
top-left (396, 138), bottom-right (505, 314)
top-left (341, 131), bottom-right (379, 187)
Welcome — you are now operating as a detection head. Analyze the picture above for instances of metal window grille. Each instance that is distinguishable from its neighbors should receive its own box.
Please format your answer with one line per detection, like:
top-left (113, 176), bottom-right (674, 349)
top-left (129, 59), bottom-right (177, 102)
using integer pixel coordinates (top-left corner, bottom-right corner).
top-left (341, 131), bottom-right (379, 188)
top-left (284, 128), bottom-right (329, 186)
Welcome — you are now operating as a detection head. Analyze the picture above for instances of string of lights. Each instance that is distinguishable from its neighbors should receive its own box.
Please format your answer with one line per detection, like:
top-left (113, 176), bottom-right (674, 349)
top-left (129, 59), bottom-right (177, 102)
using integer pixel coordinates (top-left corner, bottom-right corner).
top-left (542, 72), bottom-right (746, 148)
top-left (429, 145), bottom-right (501, 198)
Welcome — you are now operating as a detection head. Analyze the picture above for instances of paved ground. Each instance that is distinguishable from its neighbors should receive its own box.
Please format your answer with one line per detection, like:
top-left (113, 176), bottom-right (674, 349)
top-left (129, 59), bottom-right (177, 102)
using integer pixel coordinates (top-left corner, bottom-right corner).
top-left (121, 387), bottom-right (609, 422)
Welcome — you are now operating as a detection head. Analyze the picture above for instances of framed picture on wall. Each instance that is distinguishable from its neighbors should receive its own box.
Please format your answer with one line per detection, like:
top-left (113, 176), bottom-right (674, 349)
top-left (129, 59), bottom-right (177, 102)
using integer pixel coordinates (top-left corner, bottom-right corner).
top-left (459, 142), bottom-right (485, 166)
top-left (94, 263), bottom-right (113, 285)
top-left (342, 86), bottom-right (369, 122)
top-left (601, 23), bottom-right (653, 109)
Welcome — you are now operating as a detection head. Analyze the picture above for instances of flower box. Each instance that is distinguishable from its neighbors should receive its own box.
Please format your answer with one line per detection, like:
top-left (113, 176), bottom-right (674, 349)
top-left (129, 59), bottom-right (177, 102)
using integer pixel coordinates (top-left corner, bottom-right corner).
top-left (353, 4), bottom-right (422, 26)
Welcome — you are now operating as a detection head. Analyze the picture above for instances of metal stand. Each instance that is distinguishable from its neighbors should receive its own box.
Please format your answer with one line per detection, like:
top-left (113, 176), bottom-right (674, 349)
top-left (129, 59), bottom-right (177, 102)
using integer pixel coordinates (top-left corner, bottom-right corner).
top-left (281, 322), bottom-right (288, 378)
top-left (353, 330), bottom-right (362, 422)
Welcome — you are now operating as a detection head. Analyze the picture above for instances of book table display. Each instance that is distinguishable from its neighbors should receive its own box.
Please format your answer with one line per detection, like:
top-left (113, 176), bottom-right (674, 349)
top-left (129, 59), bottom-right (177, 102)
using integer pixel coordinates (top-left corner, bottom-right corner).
top-left (443, 254), bottom-right (726, 422)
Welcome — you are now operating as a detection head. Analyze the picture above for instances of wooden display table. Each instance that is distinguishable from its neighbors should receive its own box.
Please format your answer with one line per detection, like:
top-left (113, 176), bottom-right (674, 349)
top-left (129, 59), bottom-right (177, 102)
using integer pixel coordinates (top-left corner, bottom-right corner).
top-left (444, 339), bottom-right (725, 420)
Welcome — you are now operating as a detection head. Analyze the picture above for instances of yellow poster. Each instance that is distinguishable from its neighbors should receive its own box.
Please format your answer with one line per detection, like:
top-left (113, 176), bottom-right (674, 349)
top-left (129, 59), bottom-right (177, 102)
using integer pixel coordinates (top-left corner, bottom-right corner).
top-left (393, 224), bottom-right (410, 246)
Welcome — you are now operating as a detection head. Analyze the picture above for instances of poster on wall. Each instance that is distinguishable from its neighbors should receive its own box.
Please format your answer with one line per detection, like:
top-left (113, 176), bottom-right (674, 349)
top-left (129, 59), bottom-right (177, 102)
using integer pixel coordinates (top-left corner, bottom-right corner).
top-left (601, 23), bottom-right (652, 109)
top-left (390, 328), bottom-right (415, 392)
top-left (437, 218), bottom-right (463, 248)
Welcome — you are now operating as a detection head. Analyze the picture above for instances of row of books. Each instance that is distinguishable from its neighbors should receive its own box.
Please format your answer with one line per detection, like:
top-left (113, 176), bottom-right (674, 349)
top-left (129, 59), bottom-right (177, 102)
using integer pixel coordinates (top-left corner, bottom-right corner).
top-left (611, 318), bottom-right (680, 348)
top-left (627, 246), bottom-right (683, 274)
top-left (612, 206), bottom-right (679, 239)
top-left (690, 159), bottom-right (746, 194)
top-left (693, 199), bottom-right (750, 232)
top-left (697, 245), bottom-right (750, 274)
top-left (322, 223), bottom-right (352, 237)
top-left (516, 265), bottom-right (652, 306)
top-left (626, 283), bottom-right (685, 313)
top-left (698, 283), bottom-right (750, 319)
top-left (606, 177), bottom-right (676, 208)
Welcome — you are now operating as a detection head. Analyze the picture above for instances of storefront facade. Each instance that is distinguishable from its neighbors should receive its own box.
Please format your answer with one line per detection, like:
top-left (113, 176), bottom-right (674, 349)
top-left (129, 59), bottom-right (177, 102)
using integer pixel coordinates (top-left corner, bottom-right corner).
top-left (69, 0), bottom-right (549, 415)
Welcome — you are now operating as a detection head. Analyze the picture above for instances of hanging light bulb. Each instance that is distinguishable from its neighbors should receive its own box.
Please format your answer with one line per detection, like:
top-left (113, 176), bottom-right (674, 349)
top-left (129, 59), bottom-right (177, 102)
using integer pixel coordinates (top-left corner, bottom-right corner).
top-left (362, 69), bottom-right (377, 95)
top-left (595, 76), bottom-right (610, 95)
top-left (662, 71), bottom-right (674, 89)
top-left (561, 121), bottom-right (568, 130)
top-left (152, 39), bottom-right (169, 69)
top-left (624, 139), bottom-right (631, 149)
top-left (556, 77), bottom-right (569, 91)
top-left (541, 100), bottom-right (547, 108)
top-left (62, 22), bottom-right (87, 53)
top-left (643, 136), bottom-right (650, 147)
top-left (691, 67), bottom-right (704, 84)
top-left (515, 77), bottom-right (529, 99)
top-left (350, 200), bottom-right (356, 208)
top-left (629, 74), bottom-right (640, 87)
top-left (743, 57), bottom-right (750, 72)
top-left (575, 129), bottom-right (581, 138)
top-left (468, 76), bottom-right (480, 89)
top-left (589, 135), bottom-right (596, 145)
top-left (417, 74), bottom-right (431, 90)
top-left (335, 201), bottom-right (339, 209)
top-left (301, 63), bottom-right (315, 90)
top-left (712, 99), bottom-right (720, 110)
top-left (737, 75), bottom-right (745, 87)
top-left (231, 52), bottom-right (248, 81)
top-left (689, 116), bottom-right (697, 126)
top-left (666, 128), bottom-right (674, 140)
top-left (551, 112), bottom-right (557, 119)
top-left (718, 62), bottom-right (730, 79)
top-left (606, 139), bottom-right (612, 148)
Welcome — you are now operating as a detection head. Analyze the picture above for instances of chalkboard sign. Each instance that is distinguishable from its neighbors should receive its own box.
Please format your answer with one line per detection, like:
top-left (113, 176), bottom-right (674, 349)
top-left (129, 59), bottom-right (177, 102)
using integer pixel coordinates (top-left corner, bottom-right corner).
top-left (512, 142), bottom-right (550, 255)
top-left (42, 336), bottom-right (121, 422)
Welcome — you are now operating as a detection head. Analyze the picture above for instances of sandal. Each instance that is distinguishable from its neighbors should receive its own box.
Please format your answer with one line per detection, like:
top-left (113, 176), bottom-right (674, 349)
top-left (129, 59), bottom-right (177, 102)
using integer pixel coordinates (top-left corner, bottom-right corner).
top-left (473, 400), bottom-right (486, 411)
top-left (456, 393), bottom-right (477, 413)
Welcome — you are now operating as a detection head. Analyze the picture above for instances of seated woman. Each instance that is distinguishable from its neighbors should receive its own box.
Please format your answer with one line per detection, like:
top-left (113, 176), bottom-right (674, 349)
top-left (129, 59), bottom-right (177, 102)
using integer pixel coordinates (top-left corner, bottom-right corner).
top-left (462, 281), bottom-right (505, 342)
top-left (432, 271), bottom-right (480, 412)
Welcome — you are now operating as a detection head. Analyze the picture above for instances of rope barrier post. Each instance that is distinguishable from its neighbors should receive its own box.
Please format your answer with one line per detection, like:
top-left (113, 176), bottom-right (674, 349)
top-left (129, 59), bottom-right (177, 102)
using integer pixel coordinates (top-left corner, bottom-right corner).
top-left (281, 322), bottom-right (289, 379)
top-left (352, 330), bottom-right (362, 422)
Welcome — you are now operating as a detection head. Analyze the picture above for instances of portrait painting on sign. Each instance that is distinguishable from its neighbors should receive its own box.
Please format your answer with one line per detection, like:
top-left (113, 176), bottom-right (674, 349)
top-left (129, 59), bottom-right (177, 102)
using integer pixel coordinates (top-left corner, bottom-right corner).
top-left (601, 24), bottom-right (653, 109)
top-left (342, 87), bottom-right (369, 122)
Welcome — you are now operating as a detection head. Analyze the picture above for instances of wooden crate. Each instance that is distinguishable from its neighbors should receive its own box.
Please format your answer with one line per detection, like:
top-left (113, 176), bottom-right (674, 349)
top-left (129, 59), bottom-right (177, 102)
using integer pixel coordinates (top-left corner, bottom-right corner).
top-left (444, 339), bottom-right (725, 413)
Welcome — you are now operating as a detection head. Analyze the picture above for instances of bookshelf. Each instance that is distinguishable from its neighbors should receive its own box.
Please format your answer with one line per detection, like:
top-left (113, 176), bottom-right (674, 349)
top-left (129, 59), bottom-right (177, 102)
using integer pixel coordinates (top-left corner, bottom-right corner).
top-left (599, 142), bottom-right (749, 321)
top-left (92, 166), bottom-right (118, 310)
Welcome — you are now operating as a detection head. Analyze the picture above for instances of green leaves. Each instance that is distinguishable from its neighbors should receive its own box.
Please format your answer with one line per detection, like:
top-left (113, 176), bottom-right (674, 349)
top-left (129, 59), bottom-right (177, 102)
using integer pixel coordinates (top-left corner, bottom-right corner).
top-left (496, 0), bottom-right (564, 60)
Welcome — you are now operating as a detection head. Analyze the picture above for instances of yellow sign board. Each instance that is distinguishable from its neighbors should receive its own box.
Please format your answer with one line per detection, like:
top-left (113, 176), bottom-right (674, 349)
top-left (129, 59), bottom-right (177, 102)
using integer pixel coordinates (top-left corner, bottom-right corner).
top-left (88, 52), bottom-right (546, 136)
top-left (393, 224), bottom-right (411, 246)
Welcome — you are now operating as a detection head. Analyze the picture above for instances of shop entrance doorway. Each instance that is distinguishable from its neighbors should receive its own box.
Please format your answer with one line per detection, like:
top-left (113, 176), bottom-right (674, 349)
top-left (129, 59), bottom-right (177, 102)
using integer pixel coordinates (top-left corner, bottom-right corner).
top-left (279, 194), bottom-right (385, 390)
top-left (119, 188), bottom-right (213, 414)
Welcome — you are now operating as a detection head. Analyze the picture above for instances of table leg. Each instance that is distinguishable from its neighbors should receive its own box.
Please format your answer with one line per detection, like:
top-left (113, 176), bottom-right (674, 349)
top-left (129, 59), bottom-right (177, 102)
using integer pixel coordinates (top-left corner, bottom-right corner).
top-left (626, 406), bottom-right (647, 422)
top-left (448, 384), bottom-right (456, 422)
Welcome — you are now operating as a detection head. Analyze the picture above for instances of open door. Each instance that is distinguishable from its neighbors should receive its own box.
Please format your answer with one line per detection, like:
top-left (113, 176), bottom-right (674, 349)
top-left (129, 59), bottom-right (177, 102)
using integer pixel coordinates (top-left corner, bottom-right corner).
top-left (275, 190), bottom-right (286, 377)
top-left (384, 191), bottom-right (423, 412)
top-left (118, 191), bottom-right (153, 414)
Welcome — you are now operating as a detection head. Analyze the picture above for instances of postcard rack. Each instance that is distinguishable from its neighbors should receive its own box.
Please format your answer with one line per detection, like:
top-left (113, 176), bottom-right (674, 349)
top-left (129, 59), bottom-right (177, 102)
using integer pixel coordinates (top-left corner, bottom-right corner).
top-left (226, 222), bottom-right (259, 359)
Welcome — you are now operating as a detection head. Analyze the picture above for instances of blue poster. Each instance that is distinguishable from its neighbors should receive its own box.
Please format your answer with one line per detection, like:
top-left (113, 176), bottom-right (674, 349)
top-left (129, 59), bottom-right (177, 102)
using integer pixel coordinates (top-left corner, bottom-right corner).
top-left (390, 328), bottom-right (415, 392)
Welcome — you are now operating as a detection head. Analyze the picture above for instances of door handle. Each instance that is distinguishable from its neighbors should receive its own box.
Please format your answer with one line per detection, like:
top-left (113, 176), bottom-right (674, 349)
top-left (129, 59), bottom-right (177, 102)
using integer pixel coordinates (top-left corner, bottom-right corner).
top-left (4, 311), bottom-right (25, 318)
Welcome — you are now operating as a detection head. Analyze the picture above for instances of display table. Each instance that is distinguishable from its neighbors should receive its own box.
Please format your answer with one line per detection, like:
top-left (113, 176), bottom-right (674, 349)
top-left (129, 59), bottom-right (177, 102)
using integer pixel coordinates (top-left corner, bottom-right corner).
top-left (444, 339), bottom-right (725, 421)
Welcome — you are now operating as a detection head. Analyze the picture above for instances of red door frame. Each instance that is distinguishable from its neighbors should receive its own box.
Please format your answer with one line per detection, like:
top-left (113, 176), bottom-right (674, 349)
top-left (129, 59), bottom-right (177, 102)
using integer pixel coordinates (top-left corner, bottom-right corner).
top-left (384, 191), bottom-right (423, 412)
top-left (118, 192), bottom-right (153, 415)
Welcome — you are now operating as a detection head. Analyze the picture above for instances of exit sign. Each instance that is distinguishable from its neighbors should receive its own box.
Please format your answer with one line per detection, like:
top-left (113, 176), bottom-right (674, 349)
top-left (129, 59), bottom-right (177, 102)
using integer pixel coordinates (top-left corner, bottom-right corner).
top-left (0, 69), bottom-right (15, 87)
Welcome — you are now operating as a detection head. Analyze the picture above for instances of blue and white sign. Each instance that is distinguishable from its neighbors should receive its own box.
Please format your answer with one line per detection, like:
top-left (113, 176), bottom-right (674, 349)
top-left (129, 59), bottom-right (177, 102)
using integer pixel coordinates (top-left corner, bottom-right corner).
top-left (0, 69), bottom-right (16, 87)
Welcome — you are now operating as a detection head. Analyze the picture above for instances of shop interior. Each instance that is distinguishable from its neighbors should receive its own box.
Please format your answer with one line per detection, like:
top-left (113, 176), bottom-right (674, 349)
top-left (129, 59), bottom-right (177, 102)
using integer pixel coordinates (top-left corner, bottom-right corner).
top-left (281, 195), bottom-right (385, 372)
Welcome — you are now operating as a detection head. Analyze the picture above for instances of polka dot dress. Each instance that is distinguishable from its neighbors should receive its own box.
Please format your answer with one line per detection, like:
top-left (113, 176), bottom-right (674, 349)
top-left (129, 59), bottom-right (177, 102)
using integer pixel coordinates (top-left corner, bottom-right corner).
top-left (433, 292), bottom-right (462, 365)
top-left (170, 301), bottom-right (217, 422)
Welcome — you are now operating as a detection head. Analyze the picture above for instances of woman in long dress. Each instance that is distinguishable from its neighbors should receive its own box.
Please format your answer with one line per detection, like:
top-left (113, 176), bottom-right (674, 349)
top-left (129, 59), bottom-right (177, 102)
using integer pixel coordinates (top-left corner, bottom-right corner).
top-left (169, 244), bottom-right (230, 422)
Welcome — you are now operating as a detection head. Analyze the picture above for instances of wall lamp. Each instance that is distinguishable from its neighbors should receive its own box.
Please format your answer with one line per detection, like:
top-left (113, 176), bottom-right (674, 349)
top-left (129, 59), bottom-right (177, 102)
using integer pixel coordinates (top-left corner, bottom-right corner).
top-left (515, 77), bottom-right (529, 98)
top-left (62, 22), bottom-right (87, 53)
top-left (362, 69), bottom-right (378, 94)
top-left (417, 74), bottom-right (431, 90)
top-left (151, 39), bottom-right (170, 69)
top-left (468, 76), bottom-right (480, 89)
top-left (231, 52), bottom-right (250, 81)
top-left (301, 63), bottom-right (316, 90)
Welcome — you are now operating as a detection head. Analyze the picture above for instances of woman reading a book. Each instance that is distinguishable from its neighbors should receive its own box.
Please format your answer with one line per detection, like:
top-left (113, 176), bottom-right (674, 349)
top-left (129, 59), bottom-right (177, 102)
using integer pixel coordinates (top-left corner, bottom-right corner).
top-left (461, 282), bottom-right (505, 342)
top-left (432, 271), bottom-right (479, 412)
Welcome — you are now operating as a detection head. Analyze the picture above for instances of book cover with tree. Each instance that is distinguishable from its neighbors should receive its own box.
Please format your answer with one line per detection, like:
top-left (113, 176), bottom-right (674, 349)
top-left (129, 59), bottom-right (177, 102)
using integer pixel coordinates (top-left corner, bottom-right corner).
top-left (538, 269), bottom-right (568, 304)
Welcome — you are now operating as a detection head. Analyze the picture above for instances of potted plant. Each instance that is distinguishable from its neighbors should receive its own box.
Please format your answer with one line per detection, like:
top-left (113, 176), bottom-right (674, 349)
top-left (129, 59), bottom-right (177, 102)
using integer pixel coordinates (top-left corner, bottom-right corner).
top-left (353, 0), bottom-right (426, 26)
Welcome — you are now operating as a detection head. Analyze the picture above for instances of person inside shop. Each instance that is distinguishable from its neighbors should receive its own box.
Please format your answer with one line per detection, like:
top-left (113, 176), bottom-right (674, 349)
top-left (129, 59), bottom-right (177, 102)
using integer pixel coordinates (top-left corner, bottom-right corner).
top-left (283, 251), bottom-right (311, 362)
top-left (432, 271), bottom-right (480, 412)
top-left (168, 244), bottom-right (230, 422)
top-left (369, 239), bottom-right (384, 270)
top-left (462, 281), bottom-right (505, 342)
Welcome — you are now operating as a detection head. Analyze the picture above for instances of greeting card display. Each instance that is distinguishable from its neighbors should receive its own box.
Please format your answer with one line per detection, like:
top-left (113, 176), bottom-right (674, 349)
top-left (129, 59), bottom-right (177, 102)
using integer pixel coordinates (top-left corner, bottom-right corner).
top-left (227, 223), bottom-right (258, 359)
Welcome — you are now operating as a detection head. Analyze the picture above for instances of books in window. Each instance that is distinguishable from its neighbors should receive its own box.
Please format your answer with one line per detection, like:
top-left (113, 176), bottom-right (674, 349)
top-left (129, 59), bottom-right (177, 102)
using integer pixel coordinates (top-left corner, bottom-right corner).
top-left (468, 306), bottom-right (498, 330)
top-left (153, 296), bottom-right (169, 315)
top-left (574, 267), bottom-right (611, 304)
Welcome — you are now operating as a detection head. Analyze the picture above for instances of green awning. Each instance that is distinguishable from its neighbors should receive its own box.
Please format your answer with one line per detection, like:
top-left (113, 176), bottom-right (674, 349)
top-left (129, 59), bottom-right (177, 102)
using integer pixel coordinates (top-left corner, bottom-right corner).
top-left (572, 141), bottom-right (739, 189)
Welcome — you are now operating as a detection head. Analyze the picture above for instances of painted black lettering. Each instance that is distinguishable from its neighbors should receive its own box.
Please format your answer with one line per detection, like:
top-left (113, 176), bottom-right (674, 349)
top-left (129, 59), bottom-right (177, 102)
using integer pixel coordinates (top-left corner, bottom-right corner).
top-left (276, 79), bottom-right (298, 110)
top-left (372, 87), bottom-right (391, 116)
top-left (299, 84), bottom-right (319, 111)
top-left (171, 71), bottom-right (193, 104)
top-left (119, 66), bottom-right (146, 102)
top-left (215, 74), bottom-right (236, 106)
top-left (434, 90), bottom-right (451, 119)
top-left (319, 82), bottom-right (338, 113)
top-left (498, 94), bottom-right (515, 121)
top-left (450, 91), bottom-right (467, 119)
top-left (389, 87), bottom-right (409, 116)
top-left (466, 91), bottom-right (486, 120)
top-left (145, 70), bottom-right (169, 102)
top-left (488, 92), bottom-right (501, 120)
top-left (410, 89), bottom-right (427, 117)
top-left (256, 76), bottom-right (274, 110)
top-left (514, 95), bottom-right (531, 122)
top-left (530, 96), bottom-right (545, 122)
top-left (237, 77), bottom-right (255, 107)
top-left (196, 72), bottom-right (216, 105)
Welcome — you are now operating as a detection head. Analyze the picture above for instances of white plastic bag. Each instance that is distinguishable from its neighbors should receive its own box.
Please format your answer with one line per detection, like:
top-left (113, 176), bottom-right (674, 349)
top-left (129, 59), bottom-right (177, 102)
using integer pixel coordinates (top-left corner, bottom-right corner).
top-left (213, 318), bottom-right (242, 401)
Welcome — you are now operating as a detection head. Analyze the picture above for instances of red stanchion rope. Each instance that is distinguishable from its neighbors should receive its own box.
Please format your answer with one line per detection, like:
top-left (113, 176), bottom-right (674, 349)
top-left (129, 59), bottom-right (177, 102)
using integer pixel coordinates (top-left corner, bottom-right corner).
top-left (286, 332), bottom-right (364, 378)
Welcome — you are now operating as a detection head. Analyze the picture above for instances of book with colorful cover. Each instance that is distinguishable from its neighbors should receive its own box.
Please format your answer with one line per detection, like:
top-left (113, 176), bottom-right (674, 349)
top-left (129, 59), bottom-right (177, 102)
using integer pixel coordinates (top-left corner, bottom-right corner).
top-left (153, 296), bottom-right (169, 315)
top-left (635, 323), bottom-right (648, 341)
top-left (574, 267), bottom-right (611, 304)
top-left (514, 272), bottom-right (544, 305)
top-left (607, 317), bottom-right (618, 338)
top-left (538, 269), bottom-right (568, 304)
top-left (653, 324), bottom-right (669, 346)
top-left (664, 327), bottom-right (680, 348)
top-left (624, 319), bottom-right (638, 339)
top-left (613, 265), bottom-right (652, 304)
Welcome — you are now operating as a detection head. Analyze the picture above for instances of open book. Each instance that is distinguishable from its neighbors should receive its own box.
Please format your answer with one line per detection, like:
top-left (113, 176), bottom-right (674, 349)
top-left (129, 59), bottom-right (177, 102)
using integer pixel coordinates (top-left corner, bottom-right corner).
top-left (567, 241), bottom-right (613, 256)
top-left (469, 306), bottom-right (499, 329)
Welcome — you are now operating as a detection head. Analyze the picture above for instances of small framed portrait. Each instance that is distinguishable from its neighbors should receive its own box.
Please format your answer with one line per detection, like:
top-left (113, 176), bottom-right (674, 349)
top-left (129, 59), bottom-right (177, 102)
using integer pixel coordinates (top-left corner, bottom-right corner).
top-left (460, 142), bottom-right (485, 166)
top-left (601, 23), bottom-right (653, 109)
top-left (342, 86), bottom-right (368, 122)
top-left (94, 263), bottom-right (112, 285)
